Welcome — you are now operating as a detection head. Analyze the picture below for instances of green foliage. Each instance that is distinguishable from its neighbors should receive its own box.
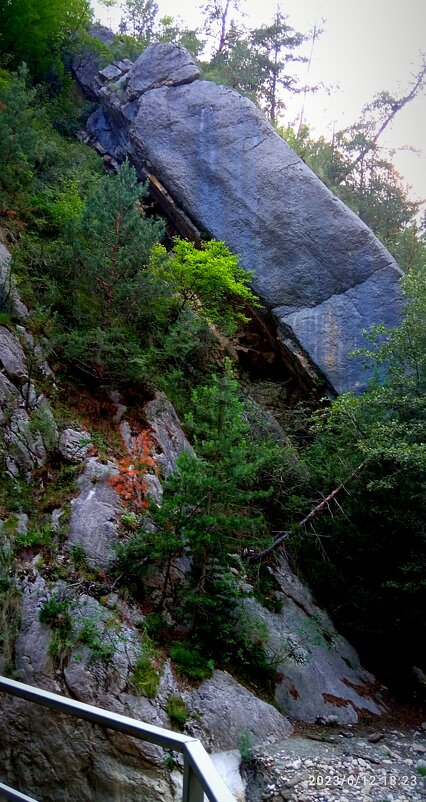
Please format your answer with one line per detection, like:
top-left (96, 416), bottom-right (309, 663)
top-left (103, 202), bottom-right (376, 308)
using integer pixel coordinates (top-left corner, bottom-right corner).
top-left (118, 0), bottom-right (203, 56)
top-left (36, 161), bottom-right (167, 384)
top-left (39, 594), bottom-right (73, 628)
top-left (69, 543), bottom-right (87, 568)
top-left (116, 366), bottom-right (277, 670)
top-left (201, 7), bottom-right (309, 124)
top-left (155, 17), bottom-right (204, 58)
top-left (76, 616), bottom-right (114, 662)
top-left (119, 0), bottom-right (159, 43)
top-left (170, 642), bottom-right (214, 681)
top-left (132, 640), bottom-right (160, 698)
top-left (15, 525), bottom-right (55, 553)
top-left (166, 694), bottom-right (188, 729)
top-left (0, 67), bottom-right (39, 211)
top-left (152, 238), bottom-right (258, 333)
top-left (238, 729), bottom-right (254, 763)
top-left (249, 11), bottom-right (307, 124)
top-left (40, 595), bottom-right (116, 666)
top-left (295, 259), bottom-right (426, 686)
top-left (0, 0), bottom-right (91, 81)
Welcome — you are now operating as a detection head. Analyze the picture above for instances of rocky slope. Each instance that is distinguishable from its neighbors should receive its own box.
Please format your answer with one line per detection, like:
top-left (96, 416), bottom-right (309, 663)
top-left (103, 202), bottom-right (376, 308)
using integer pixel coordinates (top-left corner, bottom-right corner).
top-left (73, 39), bottom-right (404, 397)
top-left (248, 723), bottom-right (426, 802)
top-left (0, 236), bottom-right (388, 801)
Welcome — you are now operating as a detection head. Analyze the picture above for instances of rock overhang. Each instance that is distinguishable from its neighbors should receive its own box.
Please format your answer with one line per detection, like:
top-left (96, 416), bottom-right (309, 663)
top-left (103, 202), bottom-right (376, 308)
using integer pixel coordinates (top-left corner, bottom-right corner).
top-left (73, 40), bottom-right (404, 396)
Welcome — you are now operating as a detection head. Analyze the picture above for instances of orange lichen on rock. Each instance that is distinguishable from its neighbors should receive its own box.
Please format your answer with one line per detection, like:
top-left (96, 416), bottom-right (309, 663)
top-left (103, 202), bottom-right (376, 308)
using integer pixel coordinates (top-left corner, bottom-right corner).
top-left (109, 430), bottom-right (155, 513)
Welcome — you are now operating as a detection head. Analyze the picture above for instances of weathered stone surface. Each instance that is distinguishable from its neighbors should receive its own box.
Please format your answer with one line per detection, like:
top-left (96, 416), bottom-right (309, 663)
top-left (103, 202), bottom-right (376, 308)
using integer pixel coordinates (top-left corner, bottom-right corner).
top-left (0, 372), bottom-right (20, 423)
top-left (58, 427), bottom-right (91, 463)
top-left (71, 24), bottom-right (116, 100)
top-left (16, 325), bottom-right (55, 379)
top-left (78, 43), bottom-right (404, 394)
top-left (242, 557), bottom-right (385, 725)
top-left (0, 325), bottom-right (28, 383)
top-left (0, 240), bottom-right (29, 319)
top-left (126, 43), bottom-right (200, 99)
top-left (1, 572), bottom-right (174, 802)
top-left (210, 751), bottom-right (246, 802)
top-left (145, 392), bottom-right (192, 476)
top-left (67, 457), bottom-right (122, 567)
top-left (14, 572), bottom-right (56, 688)
top-left (4, 406), bottom-right (47, 477)
top-left (99, 63), bottom-right (123, 82)
top-left (187, 669), bottom-right (293, 749)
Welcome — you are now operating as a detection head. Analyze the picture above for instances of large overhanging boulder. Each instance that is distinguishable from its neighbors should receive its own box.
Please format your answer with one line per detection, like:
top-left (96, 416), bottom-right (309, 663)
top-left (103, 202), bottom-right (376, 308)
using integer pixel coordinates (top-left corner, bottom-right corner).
top-left (74, 42), bottom-right (404, 395)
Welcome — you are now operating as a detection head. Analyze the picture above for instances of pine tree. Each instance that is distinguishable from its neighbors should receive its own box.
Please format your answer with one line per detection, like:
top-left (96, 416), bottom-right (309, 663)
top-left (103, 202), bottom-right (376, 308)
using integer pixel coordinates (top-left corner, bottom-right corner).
top-left (116, 366), bottom-right (272, 623)
top-left (51, 161), bottom-right (166, 383)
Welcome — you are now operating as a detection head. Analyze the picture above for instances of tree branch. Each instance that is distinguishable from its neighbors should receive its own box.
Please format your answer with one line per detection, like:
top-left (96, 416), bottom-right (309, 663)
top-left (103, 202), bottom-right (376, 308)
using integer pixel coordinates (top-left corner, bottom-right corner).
top-left (246, 461), bottom-right (367, 562)
top-left (335, 60), bottom-right (426, 184)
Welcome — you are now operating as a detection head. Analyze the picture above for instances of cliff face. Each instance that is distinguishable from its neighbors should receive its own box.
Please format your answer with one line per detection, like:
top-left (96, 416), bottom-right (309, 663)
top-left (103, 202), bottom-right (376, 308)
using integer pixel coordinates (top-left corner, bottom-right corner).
top-left (0, 229), bottom-right (387, 799)
top-left (73, 42), bottom-right (404, 396)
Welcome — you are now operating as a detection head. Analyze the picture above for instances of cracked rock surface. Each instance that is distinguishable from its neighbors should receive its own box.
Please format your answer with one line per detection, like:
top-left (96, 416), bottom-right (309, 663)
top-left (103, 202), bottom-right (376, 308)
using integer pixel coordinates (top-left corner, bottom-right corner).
top-left (74, 41), bottom-right (404, 395)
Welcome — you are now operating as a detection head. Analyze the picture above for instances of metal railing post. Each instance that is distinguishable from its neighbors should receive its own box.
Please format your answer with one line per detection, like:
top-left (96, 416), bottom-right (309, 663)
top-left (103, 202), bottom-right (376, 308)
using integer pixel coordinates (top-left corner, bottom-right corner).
top-left (182, 757), bottom-right (204, 802)
top-left (0, 677), bottom-right (237, 802)
top-left (184, 741), bottom-right (236, 802)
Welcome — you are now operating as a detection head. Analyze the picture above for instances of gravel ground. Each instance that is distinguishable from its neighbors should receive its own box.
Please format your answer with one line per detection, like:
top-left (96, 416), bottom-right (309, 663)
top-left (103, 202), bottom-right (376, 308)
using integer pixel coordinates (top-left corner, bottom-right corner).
top-left (250, 726), bottom-right (426, 802)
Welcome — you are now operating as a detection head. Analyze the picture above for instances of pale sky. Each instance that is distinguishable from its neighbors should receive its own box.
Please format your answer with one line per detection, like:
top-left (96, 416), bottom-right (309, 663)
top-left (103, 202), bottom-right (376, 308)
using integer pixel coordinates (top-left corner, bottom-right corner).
top-left (92, 0), bottom-right (426, 208)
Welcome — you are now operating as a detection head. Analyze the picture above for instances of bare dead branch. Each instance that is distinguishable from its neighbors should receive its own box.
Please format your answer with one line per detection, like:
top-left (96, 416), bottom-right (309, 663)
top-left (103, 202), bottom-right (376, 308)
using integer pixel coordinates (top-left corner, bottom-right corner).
top-left (246, 461), bottom-right (367, 562)
top-left (335, 59), bottom-right (426, 184)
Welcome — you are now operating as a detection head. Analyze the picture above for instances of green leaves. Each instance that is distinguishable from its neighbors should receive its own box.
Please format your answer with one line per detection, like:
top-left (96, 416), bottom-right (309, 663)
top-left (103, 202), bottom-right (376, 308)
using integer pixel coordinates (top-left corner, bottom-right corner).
top-left (0, 67), bottom-right (39, 211)
top-left (152, 237), bottom-right (258, 332)
top-left (0, 0), bottom-right (92, 80)
top-left (116, 367), bottom-right (273, 657)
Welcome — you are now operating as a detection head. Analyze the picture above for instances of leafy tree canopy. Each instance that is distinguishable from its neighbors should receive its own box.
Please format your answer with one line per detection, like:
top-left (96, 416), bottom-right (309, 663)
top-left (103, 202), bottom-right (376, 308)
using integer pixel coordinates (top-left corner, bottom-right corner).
top-left (0, 0), bottom-right (92, 80)
top-left (152, 237), bottom-right (259, 332)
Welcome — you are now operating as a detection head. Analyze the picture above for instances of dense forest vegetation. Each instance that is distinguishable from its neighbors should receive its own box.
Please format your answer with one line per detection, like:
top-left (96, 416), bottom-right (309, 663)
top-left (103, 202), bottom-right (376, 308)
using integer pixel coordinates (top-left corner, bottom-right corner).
top-left (0, 0), bottom-right (425, 695)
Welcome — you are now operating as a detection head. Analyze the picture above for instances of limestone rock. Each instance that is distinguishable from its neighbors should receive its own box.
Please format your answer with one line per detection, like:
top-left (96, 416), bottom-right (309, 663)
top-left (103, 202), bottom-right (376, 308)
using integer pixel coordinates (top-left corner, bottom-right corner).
top-left (67, 457), bottom-right (122, 568)
top-left (16, 325), bottom-right (55, 379)
top-left (2, 576), bottom-right (174, 802)
top-left (99, 63), bottom-right (123, 82)
top-left (0, 372), bottom-right (20, 423)
top-left (58, 428), bottom-right (92, 463)
top-left (126, 43), bottom-right (200, 99)
top-left (242, 557), bottom-right (386, 725)
top-left (0, 367), bottom-right (56, 478)
top-left (0, 325), bottom-right (28, 383)
top-left (188, 669), bottom-right (293, 749)
top-left (4, 406), bottom-right (47, 477)
top-left (145, 392), bottom-right (192, 476)
top-left (76, 43), bottom-right (404, 395)
top-left (0, 241), bottom-right (29, 319)
top-left (14, 572), bottom-right (56, 688)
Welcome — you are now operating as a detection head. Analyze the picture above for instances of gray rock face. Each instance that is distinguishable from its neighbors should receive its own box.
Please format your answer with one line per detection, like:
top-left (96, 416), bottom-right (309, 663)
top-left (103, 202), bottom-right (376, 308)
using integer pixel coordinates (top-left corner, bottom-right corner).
top-left (0, 328), bottom-right (57, 477)
top-left (188, 670), bottom-right (293, 750)
top-left (126, 43), bottom-right (201, 99)
top-left (68, 457), bottom-right (122, 567)
top-left (71, 24), bottom-right (116, 100)
top-left (1, 571), bottom-right (174, 802)
top-left (58, 427), bottom-right (92, 463)
top-left (0, 240), bottom-right (28, 319)
top-left (4, 406), bottom-right (47, 477)
top-left (145, 392), bottom-right (192, 476)
top-left (0, 325), bottom-right (28, 383)
top-left (76, 43), bottom-right (404, 394)
top-left (243, 557), bottom-right (385, 725)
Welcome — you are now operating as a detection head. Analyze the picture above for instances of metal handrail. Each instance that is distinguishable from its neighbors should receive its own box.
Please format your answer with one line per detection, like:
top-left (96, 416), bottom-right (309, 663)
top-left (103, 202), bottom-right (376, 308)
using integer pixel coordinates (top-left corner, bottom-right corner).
top-left (0, 676), bottom-right (237, 802)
